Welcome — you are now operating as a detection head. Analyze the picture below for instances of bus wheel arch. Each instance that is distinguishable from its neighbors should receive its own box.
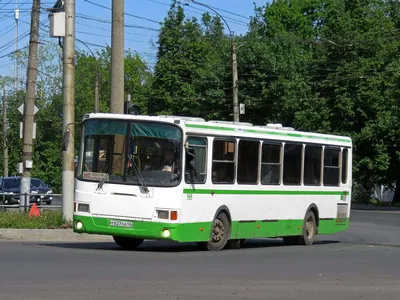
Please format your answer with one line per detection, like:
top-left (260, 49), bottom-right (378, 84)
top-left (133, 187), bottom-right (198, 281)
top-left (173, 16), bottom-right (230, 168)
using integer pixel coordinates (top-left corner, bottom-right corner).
top-left (305, 203), bottom-right (320, 228)
top-left (212, 205), bottom-right (232, 226)
top-left (298, 204), bottom-right (319, 245)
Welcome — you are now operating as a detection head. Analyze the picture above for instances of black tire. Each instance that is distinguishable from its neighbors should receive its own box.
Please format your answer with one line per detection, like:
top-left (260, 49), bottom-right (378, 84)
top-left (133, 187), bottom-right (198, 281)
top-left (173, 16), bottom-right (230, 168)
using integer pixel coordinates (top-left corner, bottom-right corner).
top-left (46, 201), bottom-right (52, 205)
top-left (113, 236), bottom-right (144, 250)
top-left (225, 239), bottom-right (241, 250)
top-left (296, 210), bottom-right (317, 245)
top-left (196, 242), bottom-right (208, 251)
top-left (206, 212), bottom-right (230, 251)
top-left (282, 236), bottom-right (297, 245)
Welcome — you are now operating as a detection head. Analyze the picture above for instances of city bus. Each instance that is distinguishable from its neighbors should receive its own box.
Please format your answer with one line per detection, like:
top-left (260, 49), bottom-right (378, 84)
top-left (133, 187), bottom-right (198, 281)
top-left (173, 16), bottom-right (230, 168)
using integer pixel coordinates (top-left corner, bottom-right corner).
top-left (73, 113), bottom-right (352, 251)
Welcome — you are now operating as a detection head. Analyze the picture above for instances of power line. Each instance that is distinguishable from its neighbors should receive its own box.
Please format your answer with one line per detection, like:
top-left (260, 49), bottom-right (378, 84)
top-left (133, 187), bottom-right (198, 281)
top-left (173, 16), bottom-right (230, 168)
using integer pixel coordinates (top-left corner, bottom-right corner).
top-left (148, 0), bottom-right (248, 27)
top-left (187, 1), bottom-right (251, 20)
top-left (75, 18), bottom-right (158, 38)
top-left (83, 0), bottom-right (160, 24)
top-left (76, 30), bottom-right (151, 44)
top-left (76, 14), bottom-right (160, 32)
top-left (0, 0), bottom-right (12, 10)
top-left (0, 29), bottom-right (30, 54)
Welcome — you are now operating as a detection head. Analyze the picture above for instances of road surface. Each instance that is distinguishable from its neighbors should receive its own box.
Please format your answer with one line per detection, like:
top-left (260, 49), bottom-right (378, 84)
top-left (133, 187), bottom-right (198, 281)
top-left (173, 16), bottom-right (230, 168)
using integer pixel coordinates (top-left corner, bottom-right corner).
top-left (0, 210), bottom-right (399, 300)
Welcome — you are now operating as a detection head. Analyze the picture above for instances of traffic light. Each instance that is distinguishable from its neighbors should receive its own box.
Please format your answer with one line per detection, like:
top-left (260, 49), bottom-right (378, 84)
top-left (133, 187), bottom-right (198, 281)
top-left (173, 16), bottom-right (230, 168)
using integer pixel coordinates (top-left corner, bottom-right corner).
top-left (124, 101), bottom-right (140, 115)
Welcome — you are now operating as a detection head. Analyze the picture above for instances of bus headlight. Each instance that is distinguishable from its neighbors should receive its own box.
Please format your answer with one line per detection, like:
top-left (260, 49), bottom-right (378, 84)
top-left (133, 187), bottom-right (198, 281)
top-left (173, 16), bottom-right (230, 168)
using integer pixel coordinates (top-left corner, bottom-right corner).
top-left (157, 210), bottom-right (169, 219)
top-left (76, 221), bottom-right (83, 230)
top-left (78, 203), bottom-right (90, 213)
top-left (162, 229), bottom-right (170, 238)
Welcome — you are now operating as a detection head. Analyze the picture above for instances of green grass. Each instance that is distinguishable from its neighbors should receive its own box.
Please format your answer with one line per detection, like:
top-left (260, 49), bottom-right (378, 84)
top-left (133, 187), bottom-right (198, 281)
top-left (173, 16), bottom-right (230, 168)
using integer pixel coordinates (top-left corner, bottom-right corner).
top-left (0, 209), bottom-right (73, 229)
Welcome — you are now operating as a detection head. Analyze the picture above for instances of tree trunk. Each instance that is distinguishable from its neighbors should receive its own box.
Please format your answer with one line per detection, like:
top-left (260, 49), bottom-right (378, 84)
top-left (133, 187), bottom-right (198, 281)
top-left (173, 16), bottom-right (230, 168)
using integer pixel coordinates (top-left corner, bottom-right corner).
top-left (393, 179), bottom-right (400, 204)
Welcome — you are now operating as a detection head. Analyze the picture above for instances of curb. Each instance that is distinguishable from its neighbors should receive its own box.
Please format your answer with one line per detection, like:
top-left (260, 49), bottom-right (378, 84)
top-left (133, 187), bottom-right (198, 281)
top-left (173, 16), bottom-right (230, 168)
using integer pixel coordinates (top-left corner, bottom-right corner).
top-left (0, 229), bottom-right (113, 242)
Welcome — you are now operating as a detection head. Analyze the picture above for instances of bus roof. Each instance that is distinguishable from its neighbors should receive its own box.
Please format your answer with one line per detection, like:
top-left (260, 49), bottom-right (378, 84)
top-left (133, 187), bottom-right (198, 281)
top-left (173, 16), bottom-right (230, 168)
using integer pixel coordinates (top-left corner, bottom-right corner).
top-left (83, 113), bottom-right (352, 146)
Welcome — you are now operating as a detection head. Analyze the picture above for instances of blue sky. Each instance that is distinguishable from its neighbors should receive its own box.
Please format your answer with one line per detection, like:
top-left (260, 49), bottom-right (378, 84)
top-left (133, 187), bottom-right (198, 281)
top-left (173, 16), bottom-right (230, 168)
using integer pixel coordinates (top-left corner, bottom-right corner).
top-left (0, 0), bottom-right (269, 78)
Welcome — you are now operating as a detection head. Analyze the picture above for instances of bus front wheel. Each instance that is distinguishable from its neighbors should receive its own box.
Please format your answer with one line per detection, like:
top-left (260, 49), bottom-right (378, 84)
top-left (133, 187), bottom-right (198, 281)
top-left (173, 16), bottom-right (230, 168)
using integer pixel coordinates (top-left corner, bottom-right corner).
top-left (113, 236), bottom-right (144, 250)
top-left (198, 212), bottom-right (230, 251)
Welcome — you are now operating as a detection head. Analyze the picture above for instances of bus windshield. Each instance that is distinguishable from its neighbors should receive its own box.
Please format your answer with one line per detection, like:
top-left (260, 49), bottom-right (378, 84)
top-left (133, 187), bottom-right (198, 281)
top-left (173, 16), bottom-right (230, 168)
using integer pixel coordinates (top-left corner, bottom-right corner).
top-left (78, 119), bottom-right (183, 187)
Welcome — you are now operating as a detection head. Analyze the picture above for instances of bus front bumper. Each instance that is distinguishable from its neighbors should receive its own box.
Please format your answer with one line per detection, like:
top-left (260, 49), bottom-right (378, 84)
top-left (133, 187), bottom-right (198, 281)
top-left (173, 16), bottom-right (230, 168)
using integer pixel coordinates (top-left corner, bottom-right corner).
top-left (73, 215), bottom-right (180, 241)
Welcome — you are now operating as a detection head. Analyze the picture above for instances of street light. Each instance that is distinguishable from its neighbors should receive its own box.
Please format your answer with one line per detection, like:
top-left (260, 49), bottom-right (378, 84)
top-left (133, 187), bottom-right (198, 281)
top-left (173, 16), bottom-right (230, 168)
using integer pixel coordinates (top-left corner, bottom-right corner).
top-left (185, 0), bottom-right (240, 122)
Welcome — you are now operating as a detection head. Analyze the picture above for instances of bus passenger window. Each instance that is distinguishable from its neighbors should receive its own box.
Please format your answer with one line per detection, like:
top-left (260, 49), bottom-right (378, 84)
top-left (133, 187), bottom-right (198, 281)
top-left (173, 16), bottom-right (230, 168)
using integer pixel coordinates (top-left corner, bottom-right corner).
top-left (304, 145), bottom-right (322, 186)
top-left (283, 143), bottom-right (303, 185)
top-left (212, 139), bottom-right (235, 184)
top-left (237, 140), bottom-right (259, 184)
top-left (261, 143), bottom-right (281, 185)
top-left (185, 137), bottom-right (207, 184)
top-left (342, 148), bottom-right (348, 184)
top-left (323, 147), bottom-right (340, 186)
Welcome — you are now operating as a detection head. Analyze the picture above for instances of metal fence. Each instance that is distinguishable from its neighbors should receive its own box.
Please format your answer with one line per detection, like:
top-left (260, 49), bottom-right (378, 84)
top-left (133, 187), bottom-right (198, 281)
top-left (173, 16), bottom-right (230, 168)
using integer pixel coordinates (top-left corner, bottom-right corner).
top-left (0, 192), bottom-right (62, 212)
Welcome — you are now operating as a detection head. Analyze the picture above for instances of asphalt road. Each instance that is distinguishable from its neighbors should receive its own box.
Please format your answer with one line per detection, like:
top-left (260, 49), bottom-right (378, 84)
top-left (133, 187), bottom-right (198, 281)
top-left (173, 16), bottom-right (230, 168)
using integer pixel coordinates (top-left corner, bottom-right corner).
top-left (0, 210), bottom-right (399, 300)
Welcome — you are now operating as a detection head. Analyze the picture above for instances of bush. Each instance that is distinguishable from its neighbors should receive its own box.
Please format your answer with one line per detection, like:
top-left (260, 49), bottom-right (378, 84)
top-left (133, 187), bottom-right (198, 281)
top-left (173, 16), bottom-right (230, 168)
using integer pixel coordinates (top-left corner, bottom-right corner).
top-left (0, 209), bottom-right (72, 229)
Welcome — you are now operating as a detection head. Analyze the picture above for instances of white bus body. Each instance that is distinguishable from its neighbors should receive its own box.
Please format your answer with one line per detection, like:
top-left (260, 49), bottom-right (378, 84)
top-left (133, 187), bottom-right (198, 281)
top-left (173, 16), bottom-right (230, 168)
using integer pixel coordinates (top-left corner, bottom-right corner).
top-left (74, 113), bottom-right (352, 251)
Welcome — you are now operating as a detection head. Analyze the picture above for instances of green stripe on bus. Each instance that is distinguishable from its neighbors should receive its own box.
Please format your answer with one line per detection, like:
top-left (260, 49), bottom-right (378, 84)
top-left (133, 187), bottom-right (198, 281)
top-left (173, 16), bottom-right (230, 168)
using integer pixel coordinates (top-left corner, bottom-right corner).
top-left (185, 123), bottom-right (351, 143)
top-left (183, 189), bottom-right (349, 196)
top-left (185, 124), bottom-right (236, 131)
top-left (73, 215), bottom-right (349, 243)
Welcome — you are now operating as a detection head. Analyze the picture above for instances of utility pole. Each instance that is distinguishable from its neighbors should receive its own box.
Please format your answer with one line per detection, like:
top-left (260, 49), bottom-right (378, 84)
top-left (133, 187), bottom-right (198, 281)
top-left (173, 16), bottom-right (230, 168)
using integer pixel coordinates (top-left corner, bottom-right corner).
top-left (62, 0), bottom-right (75, 222)
top-left (14, 2), bottom-right (19, 92)
top-left (2, 81), bottom-right (8, 177)
top-left (232, 41), bottom-right (239, 122)
top-left (110, 0), bottom-right (124, 114)
top-left (20, 0), bottom-right (40, 210)
top-left (95, 70), bottom-right (99, 113)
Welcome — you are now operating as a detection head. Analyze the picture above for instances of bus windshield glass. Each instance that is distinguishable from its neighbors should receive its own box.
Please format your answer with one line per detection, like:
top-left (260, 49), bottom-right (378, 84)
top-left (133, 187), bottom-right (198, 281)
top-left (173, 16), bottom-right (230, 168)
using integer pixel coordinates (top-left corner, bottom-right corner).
top-left (78, 119), bottom-right (183, 187)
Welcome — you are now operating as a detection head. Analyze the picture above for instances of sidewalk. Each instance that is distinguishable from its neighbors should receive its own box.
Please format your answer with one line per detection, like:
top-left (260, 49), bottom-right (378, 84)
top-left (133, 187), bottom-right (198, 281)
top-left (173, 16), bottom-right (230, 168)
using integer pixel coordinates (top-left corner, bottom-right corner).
top-left (0, 229), bottom-right (113, 242)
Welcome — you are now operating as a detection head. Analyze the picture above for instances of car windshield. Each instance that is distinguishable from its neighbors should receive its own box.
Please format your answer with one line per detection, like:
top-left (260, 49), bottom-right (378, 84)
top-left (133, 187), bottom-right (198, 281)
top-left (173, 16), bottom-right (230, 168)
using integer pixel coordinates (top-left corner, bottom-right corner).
top-left (77, 119), bottom-right (183, 187)
top-left (3, 178), bottom-right (20, 189)
top-left (31, 179), bottom-right (44, 187)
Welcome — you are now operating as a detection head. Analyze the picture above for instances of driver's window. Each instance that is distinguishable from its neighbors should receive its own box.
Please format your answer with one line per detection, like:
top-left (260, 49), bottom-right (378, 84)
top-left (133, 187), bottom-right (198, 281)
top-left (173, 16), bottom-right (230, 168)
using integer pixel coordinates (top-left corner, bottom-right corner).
top-left (185, 136), bottom-right (207, 184)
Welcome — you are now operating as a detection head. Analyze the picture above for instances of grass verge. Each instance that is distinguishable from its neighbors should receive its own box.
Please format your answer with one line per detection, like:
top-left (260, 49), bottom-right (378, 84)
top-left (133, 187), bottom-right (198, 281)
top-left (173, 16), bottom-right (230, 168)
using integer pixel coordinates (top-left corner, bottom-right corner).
top-left (0, 209), bottom-right (73, 229)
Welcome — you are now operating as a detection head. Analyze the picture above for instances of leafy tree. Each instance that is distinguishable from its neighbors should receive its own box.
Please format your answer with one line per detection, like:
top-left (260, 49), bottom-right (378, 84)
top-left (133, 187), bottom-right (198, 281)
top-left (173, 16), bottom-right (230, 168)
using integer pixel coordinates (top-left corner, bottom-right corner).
top-left (150, 1), bottom-right (229, 120)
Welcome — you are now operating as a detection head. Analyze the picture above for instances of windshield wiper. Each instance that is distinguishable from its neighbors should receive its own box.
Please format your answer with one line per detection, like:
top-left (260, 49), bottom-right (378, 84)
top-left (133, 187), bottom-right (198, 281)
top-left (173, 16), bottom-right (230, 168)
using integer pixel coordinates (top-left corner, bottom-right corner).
top-left (128, 155), bottom-right (149, 194)
top-left (96, 175), bottom-right (107, 191)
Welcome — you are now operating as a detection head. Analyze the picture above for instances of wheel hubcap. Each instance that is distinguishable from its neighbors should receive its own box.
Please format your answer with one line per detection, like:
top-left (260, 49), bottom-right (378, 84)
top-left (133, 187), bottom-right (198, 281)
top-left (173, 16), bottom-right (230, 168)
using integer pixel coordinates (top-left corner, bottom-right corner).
top-left (306, 217), bottom-right (314, 239)
top-left (212, 219), bottom-right (225, 242)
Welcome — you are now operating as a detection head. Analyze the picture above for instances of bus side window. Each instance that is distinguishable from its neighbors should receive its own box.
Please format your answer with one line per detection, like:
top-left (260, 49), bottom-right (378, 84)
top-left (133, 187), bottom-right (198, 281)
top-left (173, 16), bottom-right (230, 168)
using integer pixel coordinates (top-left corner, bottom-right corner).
top-left (323, 147), bottom-right (340, 186)
top-left (341, 148), bottom-right (348, 184)
top-left (237, 140), bottom-right (260, 184)
top-left (185, 137), bottom-right (207, 184)
top-left (261, 143), bottom-right (282, 185)
top-left (304, 145), bottom-right (322, 186)
top-left (212, 139), bottom-right (236, 184)
top-left (283, 143), bottom-right (303, 185)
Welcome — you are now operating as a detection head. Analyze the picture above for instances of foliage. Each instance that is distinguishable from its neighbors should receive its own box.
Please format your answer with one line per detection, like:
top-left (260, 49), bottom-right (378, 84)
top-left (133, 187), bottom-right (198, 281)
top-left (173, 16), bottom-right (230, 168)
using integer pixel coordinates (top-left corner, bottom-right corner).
top-left (0, 0), bottom-right (399, 202)
top-left (0, 209), bottom-right (70, 229)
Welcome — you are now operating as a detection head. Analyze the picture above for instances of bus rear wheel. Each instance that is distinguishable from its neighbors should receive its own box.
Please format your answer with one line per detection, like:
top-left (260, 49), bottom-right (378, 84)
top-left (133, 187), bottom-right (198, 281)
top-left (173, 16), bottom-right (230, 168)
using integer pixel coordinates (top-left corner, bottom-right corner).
top-left (113, 236), bottom-right (144, 250)
top-left (297, 210), bottom-right (317, 245)
top-left (282, 211), bottom-right (317, 246)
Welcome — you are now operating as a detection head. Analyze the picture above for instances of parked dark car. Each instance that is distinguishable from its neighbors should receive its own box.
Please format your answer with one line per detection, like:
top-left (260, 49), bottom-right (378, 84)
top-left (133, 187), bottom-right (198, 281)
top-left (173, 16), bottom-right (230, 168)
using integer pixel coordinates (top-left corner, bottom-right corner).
top-left (0, 176), bottom-right (53, 205)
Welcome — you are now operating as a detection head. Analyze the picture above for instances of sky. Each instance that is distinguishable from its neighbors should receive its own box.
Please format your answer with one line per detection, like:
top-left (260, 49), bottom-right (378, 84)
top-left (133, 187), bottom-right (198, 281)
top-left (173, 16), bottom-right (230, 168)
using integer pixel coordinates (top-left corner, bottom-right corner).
top-left (0, 0), bottom-right (269, 79)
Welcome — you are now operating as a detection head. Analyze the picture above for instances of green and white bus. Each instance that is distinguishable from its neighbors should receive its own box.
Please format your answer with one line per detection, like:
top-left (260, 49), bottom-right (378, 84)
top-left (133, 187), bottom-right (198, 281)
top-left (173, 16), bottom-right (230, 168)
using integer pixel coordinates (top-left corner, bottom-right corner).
top-left (73, 113), bottom-right (352, 251)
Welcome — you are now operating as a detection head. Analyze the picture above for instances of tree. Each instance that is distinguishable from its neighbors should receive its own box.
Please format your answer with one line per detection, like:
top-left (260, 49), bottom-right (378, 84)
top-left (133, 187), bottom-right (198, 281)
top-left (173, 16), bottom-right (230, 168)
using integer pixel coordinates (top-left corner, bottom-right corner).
top-left (150, 1), bottom-right (229, 120)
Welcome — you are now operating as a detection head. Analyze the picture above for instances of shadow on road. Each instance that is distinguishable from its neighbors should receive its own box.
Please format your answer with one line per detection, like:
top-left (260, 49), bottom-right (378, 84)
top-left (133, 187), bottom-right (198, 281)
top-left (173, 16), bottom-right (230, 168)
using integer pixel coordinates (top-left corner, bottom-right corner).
top-left (37, 238), bottom-right (340, 253)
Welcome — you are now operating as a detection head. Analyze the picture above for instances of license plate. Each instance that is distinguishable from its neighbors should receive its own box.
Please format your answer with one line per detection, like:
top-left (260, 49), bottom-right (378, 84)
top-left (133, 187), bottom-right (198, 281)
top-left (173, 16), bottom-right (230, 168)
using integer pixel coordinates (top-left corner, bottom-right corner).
top-left (109, 220), bottom-right (133, 228)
